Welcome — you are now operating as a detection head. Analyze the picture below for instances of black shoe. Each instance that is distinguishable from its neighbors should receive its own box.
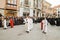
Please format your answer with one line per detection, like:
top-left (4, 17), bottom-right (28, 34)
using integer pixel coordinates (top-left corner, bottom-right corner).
top-left (26, 31), bottom-right (29, 33)
top-left (4, 28), bottom-right (7, 30)
top-left (30, 30), bottom-right (31, 31)
top-left (44, 32), bottom-right (46, 34)
top-left (42, 31), bottom-right (44, 33)
top-left (42, 31), bottom-right (46, 34)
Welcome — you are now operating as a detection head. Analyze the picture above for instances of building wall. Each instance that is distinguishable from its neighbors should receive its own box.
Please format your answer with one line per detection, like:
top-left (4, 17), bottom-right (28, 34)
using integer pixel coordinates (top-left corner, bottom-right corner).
top-left (17, 0), bottom-right (43, 17)
top-left (0, 9), bottom-right (4, 16)
top-left (4, 0), bottom-right (19, 17)
top-left (0, 0), bottom-right (52, 18)
top-left (29, 0), bottom-right (34, 17)
top-left (0, 0), bottom-right (6, 16)
top-left (19, 0), bottom-right (24, 17)
top-left (19, 0), bottom-right (34, 17)
top-left (42, 1), bottom-right (51, 17)
top-left (53, 5), bottom-right (60, 18)
top-left (34, 0), bottom-right (42, 17)
top-left (0, 0), bottom-right (6, 8)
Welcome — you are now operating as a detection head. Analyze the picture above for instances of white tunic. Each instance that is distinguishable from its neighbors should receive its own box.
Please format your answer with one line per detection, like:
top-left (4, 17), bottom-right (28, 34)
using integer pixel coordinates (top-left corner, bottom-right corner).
top-left (3, 19), bottom-right (7, 28)
top-left (27, 18), bottom-right (31, 31)
top-left (42, 19), bottom-right (48, 32)
top-left (29, 18), bottom-right (33, 29)
top-left (24, 18), bottom-right (33, 31)
top-left (24, 18), bottom-right (28, 27)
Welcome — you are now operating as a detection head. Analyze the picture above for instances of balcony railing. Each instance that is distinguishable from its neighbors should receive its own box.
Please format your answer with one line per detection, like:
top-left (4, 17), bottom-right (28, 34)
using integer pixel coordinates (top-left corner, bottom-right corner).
top-left (24, 4), bottom-right (29, 7)
top-left (6, 5), bottom-right (17, 11)
top-left (5, 2), bottom-right (17, 11)
top-left (6, 3), bottom-right (17, 6)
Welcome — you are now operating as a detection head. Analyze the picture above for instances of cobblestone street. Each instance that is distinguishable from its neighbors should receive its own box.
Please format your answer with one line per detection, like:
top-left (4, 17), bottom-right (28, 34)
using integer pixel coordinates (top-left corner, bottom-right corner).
top-left (0, 23), bottom-right (60, 40)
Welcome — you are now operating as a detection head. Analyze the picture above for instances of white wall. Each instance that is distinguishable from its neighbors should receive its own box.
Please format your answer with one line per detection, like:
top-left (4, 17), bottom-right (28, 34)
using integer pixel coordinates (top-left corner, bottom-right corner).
top-left (18, 0), bottom-right (24, 17)
top-left (38, 12), bottom-right (41, 17)
top-left (19, 8), bottom-right (23, 17)
top-left (20, 0), bottom-right (24, 7)
top-left (29, 9), bottom-right (33, 17)
top-left (0, 0), bottom-right (5, 8)
top-left (38, 0), bottom-right (42, 9)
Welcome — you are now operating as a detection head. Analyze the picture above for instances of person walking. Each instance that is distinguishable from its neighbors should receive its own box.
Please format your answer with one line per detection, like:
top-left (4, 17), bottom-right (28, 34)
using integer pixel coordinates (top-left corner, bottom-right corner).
top-left (10, 18), bottom-right (14, 28)
top-left (42, 18), bottom-right (48, 34)
top-left (29, 17), bottom-right (33, 31)
top-left (3, 18), bottom-right (7, 29)
top-left (24, 16), bottom-right (33, 33)
top-left (40, 20), bottom-right (43, 30)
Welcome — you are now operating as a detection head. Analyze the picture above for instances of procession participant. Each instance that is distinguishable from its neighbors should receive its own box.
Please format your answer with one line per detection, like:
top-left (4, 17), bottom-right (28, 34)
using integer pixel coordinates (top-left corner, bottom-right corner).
top-left (42, 18), bottom-right (48, 34)
top-left (24, 17), bottom-right (28, 31)
top-left (24, 16), bottom-right (33, 33)
top-left (40, 20), bottom-right (43, 30)
top-left (10, 17), bottom-right (14, 28)
top-left (3, 18), bottom-right (7, 29)
top-left (29, 17), bottom-right (33, 31)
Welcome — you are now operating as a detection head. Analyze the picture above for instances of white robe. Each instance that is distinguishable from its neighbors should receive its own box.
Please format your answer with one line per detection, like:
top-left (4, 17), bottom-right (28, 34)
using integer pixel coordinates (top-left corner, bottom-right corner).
top-left (24, 18), bottom-right (28, 31)
top-left (29, 18), bottom-right (33, 30)
top-left (42, 19), bottom-right (48, 32)
top-left (3, 19), bottom-right (7, 28)
top-left (24, 18), bottom-right (33, 31)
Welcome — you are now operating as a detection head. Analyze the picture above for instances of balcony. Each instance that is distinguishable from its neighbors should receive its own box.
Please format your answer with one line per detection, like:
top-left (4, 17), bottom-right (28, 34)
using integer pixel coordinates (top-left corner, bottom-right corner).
top-left (5, 3), bottom-right (17, 11)
top-left (6, 3), bottom-right (17, 6)
top-left (6, 6), bottom-right (17, 11)
top-left (24, 4), bottom-right (29, 7)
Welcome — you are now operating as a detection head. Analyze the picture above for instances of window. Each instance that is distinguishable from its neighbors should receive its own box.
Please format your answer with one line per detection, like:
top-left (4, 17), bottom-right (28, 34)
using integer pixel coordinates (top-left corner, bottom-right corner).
top-left (13, 0), bottom-right (16, 4)
top-left (8, 0), bottom-right (10, 3)
top-left (34, 0), bottom-right (38, 7)
top-left (29, 0), bottom-right (31, 6)
top-left (58, 11), bottom-right (60, 13)
top-left (43, 5), bottom-right (47, 10)
top-left (7, 0), bottom-right (17, 8)
top-left (11, 0), bottom-right (17, 4)
top-left (7, 0), bottom-right (17, 4)
top-left (24, 0), bottom-right (29, 5)
top-left (7, 5), bottom-right (10, 6)
top-left (20, 0), bottom-right (24, 7)
top-left (58, 8), bottom-right (60, 13)
top-left (24, 7), bottom-right (30, 12)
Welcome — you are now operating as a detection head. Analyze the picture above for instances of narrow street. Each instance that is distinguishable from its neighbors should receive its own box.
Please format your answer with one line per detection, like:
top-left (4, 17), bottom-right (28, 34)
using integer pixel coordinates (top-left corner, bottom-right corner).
top-left (0, 23), bottom-right (60, 40)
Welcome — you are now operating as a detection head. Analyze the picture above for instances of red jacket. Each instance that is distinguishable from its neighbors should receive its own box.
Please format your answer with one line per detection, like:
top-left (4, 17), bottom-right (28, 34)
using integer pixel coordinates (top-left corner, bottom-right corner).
top-left (41, 21), bottom-right (43, 30)
top-left (10, 18), bottom-right (14, 28)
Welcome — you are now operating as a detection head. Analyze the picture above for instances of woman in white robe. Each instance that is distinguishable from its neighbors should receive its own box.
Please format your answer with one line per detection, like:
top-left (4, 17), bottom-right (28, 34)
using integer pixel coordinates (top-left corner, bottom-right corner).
top-left (24, 18), bottom-right (28, 31)
top-left (3, 18), bottom-right (7, 29)
top-left (26, 17), bottom-right (31, 32)
top-left (42, 18), bottom-right (48, 34)
top-left (29, 18), bottom-right (33, 30)
top-left (24, 17), bottom-right (33, 33)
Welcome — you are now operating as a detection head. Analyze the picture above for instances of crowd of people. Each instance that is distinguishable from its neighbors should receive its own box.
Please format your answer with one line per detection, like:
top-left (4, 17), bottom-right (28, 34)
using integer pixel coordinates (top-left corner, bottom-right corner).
top-left (1, 16), bottom-right (14, 29)
top-left (0, 16), bottom-right (24, 28)
top-left (0, 16), bottom-right (48, 34)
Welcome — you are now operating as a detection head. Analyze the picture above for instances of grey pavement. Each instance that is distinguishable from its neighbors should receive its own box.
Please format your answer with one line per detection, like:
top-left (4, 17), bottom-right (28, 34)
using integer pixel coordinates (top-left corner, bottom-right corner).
top-left (0, 23), bottom-right (60, 40)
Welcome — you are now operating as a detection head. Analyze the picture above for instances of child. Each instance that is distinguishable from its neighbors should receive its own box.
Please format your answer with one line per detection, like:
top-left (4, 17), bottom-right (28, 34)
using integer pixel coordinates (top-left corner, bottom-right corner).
top-left (3, 18), bottom-right (7, 29)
